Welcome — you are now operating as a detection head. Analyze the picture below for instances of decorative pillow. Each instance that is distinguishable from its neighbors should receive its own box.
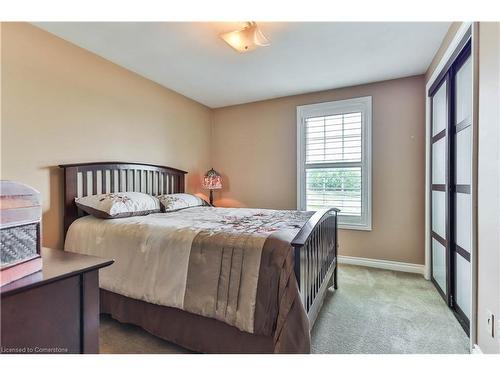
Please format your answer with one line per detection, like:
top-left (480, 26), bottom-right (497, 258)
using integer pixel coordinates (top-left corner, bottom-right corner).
top-left (157, 193), bottom-right (207, 212)
top-left (75, 192), bottom-right (160, 219)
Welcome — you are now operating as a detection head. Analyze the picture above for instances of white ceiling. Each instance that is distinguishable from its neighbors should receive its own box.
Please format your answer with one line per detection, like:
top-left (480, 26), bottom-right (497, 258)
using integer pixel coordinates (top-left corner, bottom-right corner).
top-left (33, 22), bottom-right (450, 108)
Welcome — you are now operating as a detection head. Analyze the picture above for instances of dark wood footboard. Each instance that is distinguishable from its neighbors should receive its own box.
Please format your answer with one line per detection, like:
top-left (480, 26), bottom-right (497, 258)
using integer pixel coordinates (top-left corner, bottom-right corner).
top-left (291, 208), bottom-right (339, 327)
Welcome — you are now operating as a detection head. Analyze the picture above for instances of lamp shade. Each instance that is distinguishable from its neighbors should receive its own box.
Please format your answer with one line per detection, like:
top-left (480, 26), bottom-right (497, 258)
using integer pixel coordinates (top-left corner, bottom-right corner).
top-left (202, 168), bottom-right (222, 190)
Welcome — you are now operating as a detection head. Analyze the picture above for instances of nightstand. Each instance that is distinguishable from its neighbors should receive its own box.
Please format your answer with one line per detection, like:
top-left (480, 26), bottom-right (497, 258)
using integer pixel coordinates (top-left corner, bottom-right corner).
top-left (0, 248), bottom-right (113, 354)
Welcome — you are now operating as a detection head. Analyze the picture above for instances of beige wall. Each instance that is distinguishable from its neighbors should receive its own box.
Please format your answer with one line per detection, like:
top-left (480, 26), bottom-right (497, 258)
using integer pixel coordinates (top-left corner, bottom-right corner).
top-left (0, 23), bottom-right (212, 249)
top-left (477, 22), bottom-right (500, 354)
top-left (212, 75), bottom-right (426, 265)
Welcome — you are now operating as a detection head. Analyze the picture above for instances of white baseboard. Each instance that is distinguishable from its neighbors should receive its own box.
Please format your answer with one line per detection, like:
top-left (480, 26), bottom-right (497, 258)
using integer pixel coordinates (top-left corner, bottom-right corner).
top-left (472, 344), bottom-right (483, 354)
top-left (338, 255), bottom-right (425, 275)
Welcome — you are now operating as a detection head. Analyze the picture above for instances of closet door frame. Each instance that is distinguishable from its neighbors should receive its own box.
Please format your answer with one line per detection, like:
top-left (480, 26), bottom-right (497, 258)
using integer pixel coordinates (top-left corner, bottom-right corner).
top-left (449, 41), bottom-right (472, 333)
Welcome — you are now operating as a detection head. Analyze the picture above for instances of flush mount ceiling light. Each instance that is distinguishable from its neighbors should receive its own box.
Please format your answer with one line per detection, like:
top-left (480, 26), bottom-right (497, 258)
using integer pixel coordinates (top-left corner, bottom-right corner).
top-left (220, 22), bottom-right (270, 53)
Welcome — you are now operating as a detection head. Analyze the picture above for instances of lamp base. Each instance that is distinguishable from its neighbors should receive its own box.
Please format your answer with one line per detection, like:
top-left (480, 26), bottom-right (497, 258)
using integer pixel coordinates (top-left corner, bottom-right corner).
top-left (209, 190), bottom-right (214, 206)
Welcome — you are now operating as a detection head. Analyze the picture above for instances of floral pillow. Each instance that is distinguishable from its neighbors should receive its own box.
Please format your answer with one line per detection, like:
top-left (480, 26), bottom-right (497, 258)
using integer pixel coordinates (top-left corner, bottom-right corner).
top-left (75, 192), bottom-right (160, 219)
top-left (157, 193), bottom-right (207, 212)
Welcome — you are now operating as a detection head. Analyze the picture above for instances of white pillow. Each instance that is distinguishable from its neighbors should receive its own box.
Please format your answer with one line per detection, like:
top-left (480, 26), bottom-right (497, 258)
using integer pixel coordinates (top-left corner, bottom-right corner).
top-left (75, 192), bottom-right (160, 219)
top-left (157, 193), bottom-right (207, 212)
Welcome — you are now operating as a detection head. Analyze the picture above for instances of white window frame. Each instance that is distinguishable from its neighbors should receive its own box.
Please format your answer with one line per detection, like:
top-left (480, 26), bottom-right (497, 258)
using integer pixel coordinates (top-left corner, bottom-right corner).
top-left (297, 96), bottom-right (372, 231)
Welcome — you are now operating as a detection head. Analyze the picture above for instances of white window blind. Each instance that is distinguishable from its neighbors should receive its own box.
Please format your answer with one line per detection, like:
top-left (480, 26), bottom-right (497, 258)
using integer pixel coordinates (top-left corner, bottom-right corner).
top-left (297, 97), bottom-right (372, 230)
top-left (305, 112), bottom-right (362, 164)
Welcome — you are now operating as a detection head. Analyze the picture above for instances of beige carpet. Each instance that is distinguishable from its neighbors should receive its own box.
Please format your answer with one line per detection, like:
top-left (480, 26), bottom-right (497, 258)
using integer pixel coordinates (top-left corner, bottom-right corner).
top-left (99, 265), bottom-right (470, 354)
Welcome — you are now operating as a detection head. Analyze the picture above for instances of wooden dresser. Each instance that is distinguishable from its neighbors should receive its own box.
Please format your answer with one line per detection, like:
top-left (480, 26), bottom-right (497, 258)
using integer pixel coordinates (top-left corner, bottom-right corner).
top-left (0, 248), bottom-right (113, 354)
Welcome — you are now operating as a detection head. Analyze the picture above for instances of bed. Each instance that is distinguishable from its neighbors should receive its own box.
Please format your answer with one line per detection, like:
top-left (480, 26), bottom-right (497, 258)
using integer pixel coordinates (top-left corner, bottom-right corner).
top-left (59, 161), bottom-right (338, 353)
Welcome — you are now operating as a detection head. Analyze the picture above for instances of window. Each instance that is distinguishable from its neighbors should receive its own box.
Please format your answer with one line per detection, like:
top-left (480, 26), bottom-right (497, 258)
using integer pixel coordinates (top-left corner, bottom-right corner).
top-left (297, 96), bottom-right (372, 230)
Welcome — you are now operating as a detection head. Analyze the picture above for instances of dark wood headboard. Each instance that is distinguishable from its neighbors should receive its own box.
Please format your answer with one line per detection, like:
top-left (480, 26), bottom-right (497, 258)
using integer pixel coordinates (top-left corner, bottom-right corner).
top-left (59, 161), bottom-right (187, 234)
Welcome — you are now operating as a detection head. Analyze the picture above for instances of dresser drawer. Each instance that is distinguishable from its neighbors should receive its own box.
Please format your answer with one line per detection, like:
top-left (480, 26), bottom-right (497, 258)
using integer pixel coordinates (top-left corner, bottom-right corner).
top-left (1, 275), bottom-right (80, 354)
top-left (0, 248), bottom-right (113, 354)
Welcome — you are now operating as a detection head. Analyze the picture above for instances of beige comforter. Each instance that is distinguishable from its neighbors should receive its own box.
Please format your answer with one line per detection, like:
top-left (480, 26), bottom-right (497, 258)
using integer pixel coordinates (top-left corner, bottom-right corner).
top-left (65, 207), bottom-right (312, 339)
